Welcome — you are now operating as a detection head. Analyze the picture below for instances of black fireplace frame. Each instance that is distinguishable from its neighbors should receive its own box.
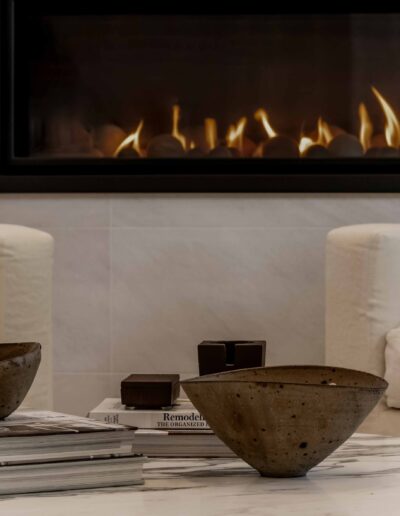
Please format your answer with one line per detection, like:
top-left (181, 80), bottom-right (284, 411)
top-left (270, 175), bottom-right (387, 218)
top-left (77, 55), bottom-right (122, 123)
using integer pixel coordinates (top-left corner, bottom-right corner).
top-left (1, 1), bottom-right (400, 193)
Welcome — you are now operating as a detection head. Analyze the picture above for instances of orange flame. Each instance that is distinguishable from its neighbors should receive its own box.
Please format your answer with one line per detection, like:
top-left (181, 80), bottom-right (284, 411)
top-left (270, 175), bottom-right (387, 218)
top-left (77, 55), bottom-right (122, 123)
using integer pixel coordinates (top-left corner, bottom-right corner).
top-left (358, 103), bottom-right (373, 152)
top-left (299, 136), bottom-right (316, 155)
top-left (371, 87), bottom-right (400, 148)
top-left (114, 120), bottom-right (144, 157)
top-left (318, 117), bottom-right (333, 145)
top-left (298, 117), bottom-right (332, 154)
top-left (254, 109), bottom-right (277, 139)
top-left (205, 118), bottom-right (218, 150)
top-left (226, 117), bottom-right (247, 153)
top-left (172, 104), bottom-right (187, 150)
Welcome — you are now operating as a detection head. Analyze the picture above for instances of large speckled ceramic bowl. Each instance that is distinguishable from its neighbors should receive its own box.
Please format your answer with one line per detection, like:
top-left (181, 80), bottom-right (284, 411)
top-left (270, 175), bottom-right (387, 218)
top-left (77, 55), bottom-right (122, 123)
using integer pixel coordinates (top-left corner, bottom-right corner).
top-left (0, 343), bottom-right (41, 419)
top-left (182, 366), bottom-right (387, 477)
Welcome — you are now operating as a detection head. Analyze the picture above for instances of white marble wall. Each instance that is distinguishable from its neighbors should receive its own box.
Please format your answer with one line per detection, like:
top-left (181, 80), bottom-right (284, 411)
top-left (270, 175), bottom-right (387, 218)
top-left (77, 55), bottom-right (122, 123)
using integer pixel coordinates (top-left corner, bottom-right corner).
top-left (1, 193), bottom-right (400, 416)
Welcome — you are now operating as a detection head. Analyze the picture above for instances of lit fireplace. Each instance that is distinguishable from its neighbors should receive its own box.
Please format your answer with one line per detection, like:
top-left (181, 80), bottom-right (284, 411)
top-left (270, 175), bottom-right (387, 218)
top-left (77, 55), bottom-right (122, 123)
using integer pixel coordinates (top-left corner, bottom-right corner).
top-left (109, 88), bottom-right (400, 159)
top-left (1, 4), bottom-right (400, 192)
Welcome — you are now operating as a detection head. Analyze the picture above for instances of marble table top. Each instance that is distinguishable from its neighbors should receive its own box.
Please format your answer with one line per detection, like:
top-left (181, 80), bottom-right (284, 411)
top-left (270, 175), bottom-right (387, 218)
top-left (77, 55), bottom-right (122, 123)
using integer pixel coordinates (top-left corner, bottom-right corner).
top-left (2, 433), bottom-right (400, 515)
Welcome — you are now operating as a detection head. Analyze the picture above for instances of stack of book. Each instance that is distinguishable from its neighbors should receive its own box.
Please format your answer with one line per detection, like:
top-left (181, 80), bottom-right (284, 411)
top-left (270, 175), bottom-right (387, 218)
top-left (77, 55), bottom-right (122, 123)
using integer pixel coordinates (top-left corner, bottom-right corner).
top-left (0, 411), bottom-right (144, 495)
top-left (89, 398), bottom-right (235, 458)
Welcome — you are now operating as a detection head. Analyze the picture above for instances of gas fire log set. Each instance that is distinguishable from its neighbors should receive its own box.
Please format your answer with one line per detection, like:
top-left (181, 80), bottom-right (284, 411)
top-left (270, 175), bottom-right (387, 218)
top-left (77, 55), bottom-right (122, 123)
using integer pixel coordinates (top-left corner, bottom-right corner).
top-left (39, 86), bottom-right (400, 160)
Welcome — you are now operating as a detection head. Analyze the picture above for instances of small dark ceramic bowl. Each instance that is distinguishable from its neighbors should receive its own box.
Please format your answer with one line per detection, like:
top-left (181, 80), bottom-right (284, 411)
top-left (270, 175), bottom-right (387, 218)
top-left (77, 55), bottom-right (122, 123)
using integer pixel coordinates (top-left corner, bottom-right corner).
top-left (0, 343), bottom-right (41, 419)
top-left (182, 366), bottom-right (387, 477)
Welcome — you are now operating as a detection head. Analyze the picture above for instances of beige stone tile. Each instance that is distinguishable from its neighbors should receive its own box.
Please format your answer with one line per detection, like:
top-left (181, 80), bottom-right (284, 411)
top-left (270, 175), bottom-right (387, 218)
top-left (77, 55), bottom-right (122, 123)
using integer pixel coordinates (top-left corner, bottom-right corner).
top-left (111, 227), bottom-right (326, 374)
top-left (54, 373), bottom-right (111, 417)
top-left (111, 194), bottom-right (400, 228)
top-left (0, 194), bottom-right (110, 228)
top-left (51, 229), bottom-right (111, 373)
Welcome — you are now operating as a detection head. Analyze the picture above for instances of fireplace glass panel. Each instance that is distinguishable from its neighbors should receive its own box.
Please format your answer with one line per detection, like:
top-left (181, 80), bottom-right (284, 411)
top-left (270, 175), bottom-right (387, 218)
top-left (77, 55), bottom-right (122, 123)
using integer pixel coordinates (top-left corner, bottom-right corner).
top-left (13, 12), bottom-right (400, 160)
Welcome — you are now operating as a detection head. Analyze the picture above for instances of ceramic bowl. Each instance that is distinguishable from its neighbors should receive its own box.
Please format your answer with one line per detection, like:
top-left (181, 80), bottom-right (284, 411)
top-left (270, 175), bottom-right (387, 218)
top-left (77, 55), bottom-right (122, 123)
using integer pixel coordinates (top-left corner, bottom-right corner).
top-left (0, 342), bottom-right (41, 419)
top-left (182, 366), bottom-right (387, 477)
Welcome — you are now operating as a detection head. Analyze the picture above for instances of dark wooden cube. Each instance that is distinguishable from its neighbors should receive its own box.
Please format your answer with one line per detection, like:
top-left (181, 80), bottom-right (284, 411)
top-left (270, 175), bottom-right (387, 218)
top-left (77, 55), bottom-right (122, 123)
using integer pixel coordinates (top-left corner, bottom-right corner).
top-left (198, 341), bottom-right (266, 376)
top-left (121, 374), bottom-right (180, 409)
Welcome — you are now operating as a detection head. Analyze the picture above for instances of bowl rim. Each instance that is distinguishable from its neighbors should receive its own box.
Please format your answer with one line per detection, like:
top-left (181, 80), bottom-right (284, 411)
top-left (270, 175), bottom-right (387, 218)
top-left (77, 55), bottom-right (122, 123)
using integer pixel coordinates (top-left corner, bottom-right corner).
top-left (181, 365), bottom-right (388, 391)
top-left (0, 342), bottom-right (41, 362)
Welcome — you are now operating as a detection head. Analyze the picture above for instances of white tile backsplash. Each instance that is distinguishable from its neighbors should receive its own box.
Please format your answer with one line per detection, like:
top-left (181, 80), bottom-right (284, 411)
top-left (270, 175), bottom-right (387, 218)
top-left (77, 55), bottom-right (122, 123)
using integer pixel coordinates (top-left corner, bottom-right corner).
top-left (1, 193), bottom-right (398, 415)
top-left (50, 229), bottom-right (111, 373)
top-left (111, 194), bottom-right (400, 228)
top-left (0, 194), bottom-right (110, 228)
top-left (54, 373), bottom-right (111, 417)
top-left (111, 227), bottom-right (326, 373)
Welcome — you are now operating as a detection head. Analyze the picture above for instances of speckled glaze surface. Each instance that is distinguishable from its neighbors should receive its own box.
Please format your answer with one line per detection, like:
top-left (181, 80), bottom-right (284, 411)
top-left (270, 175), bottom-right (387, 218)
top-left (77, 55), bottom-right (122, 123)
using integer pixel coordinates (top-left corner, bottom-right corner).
top-left (182, 366), bottom-right (387, 477)
top-left (0, 343), bottom-right (41, 419)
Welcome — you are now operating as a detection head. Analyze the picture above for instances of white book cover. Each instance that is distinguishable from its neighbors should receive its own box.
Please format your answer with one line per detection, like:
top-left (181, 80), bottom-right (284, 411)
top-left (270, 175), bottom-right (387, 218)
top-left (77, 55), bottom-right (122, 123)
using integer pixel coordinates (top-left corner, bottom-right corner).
top-left (0, 410), bottom-right (132, 436)
top-left (133, 430), bottom-right (235, 458)
top-left (89, 398), bottom-right (210, 430)
top-left (0, 454), bottom-right (145, 495)
top-left (0, 411), bottom-right (136, 464)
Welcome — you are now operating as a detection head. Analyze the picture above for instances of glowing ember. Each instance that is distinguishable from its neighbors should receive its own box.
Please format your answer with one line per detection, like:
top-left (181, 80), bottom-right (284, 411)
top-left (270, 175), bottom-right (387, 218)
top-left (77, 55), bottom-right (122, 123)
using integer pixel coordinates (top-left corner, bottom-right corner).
top-left (226, 117), bottom-right (247, 153)
top-left (113, 120), bottom-right (144, 157)
top-left (254, 109), bottom-right (277, 139)
top-left (358, 103), bottom-right (373, 152)
top-left (205, 118), bottom-right (218, 150)
top-left (172, 104), bottom-right (187, 150)
top-left (372, 86), bottom-right (400, 148)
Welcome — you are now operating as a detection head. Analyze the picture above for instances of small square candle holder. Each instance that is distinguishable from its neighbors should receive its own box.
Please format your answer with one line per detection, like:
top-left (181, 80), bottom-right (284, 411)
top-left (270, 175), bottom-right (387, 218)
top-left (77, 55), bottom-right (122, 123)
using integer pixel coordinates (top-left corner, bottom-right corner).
top-left (198, 340), bottom-right (266, 376)
top-left (121, 374), bottom-right (180, 409)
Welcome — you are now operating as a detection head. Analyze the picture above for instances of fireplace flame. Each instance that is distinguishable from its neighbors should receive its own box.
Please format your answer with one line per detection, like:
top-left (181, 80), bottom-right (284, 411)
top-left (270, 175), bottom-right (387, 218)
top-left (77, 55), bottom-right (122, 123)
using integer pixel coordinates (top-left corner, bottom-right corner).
top-left (172, 105), bottom-right (187, 150)
top-left (299, 136), bottom-right (316, 155)
top-left (205, 118), bottom-right (218, 150)
top-left (226, 117), bottom-right (247, 152)
top-left (371, 87), bottom-right (400, 148)
top-left (358, 103), bottom-right (373, 152)
top-left (110, 88), bottom-right (400, 159)
top-left (318, 117), bottom-right (333, 145)
top-left (299, 117), bottom-right (331, 154)
top-left (254, 109), bottom-right (277, 138)
top-left (114, 120), bottom-right (144, 157)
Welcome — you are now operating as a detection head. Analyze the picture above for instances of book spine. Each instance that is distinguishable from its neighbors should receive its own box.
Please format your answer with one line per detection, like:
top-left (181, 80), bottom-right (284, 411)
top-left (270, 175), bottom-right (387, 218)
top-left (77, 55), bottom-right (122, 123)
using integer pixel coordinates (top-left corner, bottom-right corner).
top-left (89, 411), bottom-right (210, 430)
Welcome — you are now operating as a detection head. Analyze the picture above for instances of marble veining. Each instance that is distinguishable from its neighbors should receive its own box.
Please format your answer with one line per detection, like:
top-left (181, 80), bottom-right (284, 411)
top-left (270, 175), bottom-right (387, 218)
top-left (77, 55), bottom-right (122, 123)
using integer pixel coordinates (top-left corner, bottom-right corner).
top-left (2, 433), bottom-right (400, 515)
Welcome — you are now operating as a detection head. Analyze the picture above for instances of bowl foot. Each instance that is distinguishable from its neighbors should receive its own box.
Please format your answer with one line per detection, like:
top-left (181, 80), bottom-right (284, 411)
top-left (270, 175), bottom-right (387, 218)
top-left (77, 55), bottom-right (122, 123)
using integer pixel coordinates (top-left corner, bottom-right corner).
top-left (259, 471), bottom-right (307, 478)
